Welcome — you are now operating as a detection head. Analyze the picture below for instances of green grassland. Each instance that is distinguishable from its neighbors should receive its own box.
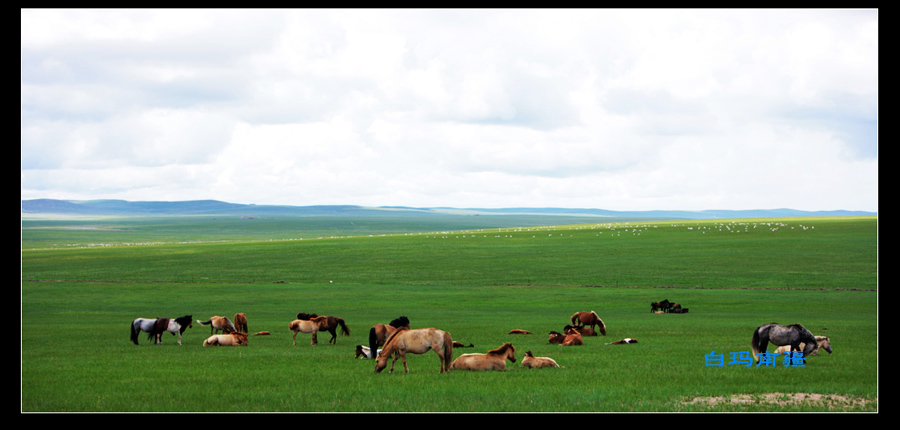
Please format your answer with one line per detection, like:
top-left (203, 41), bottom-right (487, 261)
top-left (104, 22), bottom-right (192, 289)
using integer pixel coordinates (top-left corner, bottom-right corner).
top-left (21, 215), bottom-right (877, 412)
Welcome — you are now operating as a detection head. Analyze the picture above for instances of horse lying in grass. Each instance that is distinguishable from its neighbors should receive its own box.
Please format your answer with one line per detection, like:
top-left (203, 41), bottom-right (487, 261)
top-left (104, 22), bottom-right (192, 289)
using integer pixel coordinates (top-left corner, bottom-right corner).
top-left (289, 316), bottom-right (329, 345)
top-left (356, 344), bottom-right (381, 359)
top-left (774, 336), bottom-right (832, 356)
top-left (548, 329), bottom-right (583, 346)
top-left (131, 315), bottom-right (192, 345)
top-left (450, 343), bottom-right (516, 371)
top-left (197, 316), bottom-right (236, 335)
top-left (563, 325), bottom-right (598, 336)
top-left (606, 338), bottom-right (638, 344)
top-left (203, 331), bottom-right (248, 346)
top-left (509, 329), bottom-right (532, 334)
top-left (522, 350), bottom-right (560, 368)
top-left (374, 327), bottom-right (453, 374)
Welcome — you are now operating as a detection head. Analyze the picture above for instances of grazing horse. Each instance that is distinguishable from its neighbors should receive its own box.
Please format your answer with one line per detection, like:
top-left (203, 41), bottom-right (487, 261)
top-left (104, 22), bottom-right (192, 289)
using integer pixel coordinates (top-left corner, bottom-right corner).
top-left (751, 323), bottom-right (818, 362)
top-left (651, 299), bottom-right (672, 313)
top-left (369, 316), bottom-right (410, 359)
top-left (289, 316), bottom-right (329, 345)
top-left (203, 331), bottom-right (248, 346)
top-left (374, 327), bottom-right (453, 374)
top-left (234, 313), bottom-right (248, 333)
top-left (570, 311), bottom-right (606, 335)
top-left (130, 315), bottom-right (192, 345)
top-left (775, 336), bottom-right (832, 356)
top-left (197, 316), bottom-right (236, 335)
top-left (522, 350), bottom-right (560, 368)
top-left (318, 315), bottom-right (351, 345)
top-left (450, 342), bottom-right (516, 371)
top-left (563, 324), bottom-right (598, 336)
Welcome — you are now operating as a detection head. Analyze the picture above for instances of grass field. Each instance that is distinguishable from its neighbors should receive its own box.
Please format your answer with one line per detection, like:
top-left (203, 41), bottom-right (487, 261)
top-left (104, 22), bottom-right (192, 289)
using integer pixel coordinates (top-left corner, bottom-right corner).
top-left (21, 215), bottom-right (878, 412)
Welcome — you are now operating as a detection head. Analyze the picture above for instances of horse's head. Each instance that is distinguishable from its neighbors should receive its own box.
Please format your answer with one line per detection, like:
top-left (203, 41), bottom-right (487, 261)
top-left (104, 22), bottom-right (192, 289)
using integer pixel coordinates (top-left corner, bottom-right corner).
top-left (817, 336), bottom-right (832, 354)
top-left (374, 354), bottom-right (388, 373)
top-left (504, 343), bottom-right (516, 363)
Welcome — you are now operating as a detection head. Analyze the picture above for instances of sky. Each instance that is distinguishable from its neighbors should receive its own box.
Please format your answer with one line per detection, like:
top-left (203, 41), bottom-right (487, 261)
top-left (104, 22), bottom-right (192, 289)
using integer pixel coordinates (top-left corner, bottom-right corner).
top-left (21, 9), bottom-right (878, 212)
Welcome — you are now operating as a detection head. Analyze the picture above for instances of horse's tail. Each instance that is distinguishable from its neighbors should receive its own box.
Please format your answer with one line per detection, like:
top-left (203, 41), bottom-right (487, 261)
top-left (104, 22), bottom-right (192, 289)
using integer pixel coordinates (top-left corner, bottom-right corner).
top-left (442, 330), bottom-right (454, 372)
top-left (336, 318), bottom-right (350, 336)
top-left (369, 327), bottom-right (380, 358)
top-left (197, 319), bottom-right (211, 326)
top-left (750, 326), bottom-right (762, 360)
top-left (130, 320), bottom-right (139, 345)
top-left (570, 312), bottom-right (579, 326)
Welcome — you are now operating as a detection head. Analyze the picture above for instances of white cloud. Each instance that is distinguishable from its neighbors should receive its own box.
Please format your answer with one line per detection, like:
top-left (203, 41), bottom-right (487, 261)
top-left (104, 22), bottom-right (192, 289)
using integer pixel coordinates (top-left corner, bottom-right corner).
top-left (21, 9), bottom-right (878, 212)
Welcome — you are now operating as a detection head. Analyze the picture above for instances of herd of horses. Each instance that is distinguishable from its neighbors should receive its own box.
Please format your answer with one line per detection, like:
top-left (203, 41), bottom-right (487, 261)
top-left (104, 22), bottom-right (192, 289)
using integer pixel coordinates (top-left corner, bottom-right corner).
top-left (129, 303), bottom-right (832, 373)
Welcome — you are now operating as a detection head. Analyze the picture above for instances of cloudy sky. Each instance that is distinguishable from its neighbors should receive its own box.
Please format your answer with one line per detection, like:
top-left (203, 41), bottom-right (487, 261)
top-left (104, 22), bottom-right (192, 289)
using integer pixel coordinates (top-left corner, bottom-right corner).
top-left (21, 9), bottom-right (878, 212)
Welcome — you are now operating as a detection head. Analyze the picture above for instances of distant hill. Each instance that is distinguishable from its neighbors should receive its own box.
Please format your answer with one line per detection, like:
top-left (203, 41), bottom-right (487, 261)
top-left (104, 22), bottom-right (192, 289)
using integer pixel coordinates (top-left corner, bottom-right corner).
top-left (20, 198), bottom-right (876, 219)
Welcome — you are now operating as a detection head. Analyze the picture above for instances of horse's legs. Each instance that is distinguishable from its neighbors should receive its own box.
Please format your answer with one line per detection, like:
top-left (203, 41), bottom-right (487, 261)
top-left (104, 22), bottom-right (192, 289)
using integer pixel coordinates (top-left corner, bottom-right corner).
top-left (311, 330), bottom-right (318, 345)
top-left (292, 330), bottom-right (298, 346)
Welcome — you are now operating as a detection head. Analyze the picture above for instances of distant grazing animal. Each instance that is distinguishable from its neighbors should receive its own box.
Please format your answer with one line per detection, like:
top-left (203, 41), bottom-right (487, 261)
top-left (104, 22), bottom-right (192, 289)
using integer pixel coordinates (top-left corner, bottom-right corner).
top-left (570, 311), bottom-right (606, 335)
top-left (509, 329), bottom-right (532, 334)
top-left (131, 315), bottom-right (192, 345)
top-left (450, 342), bottom-right (516, 371)
top-left (289, 316), bottom-right (329, 345)
top-left (522, 350), bottom-right (560, 368)
top-left (197, 316), bottom-right (236, 335)
top-left (751, 323), bottom-right (818, 363)
top-left (374, 327), bottom-right (453, 374)
top-left (356, 344), bottom-right (381, 359)
top-left (775, 336), bottom-right (832, 356)
top-left (606, 338), bottom-right (638, 344)
top-left (370, 316), bottom-right (410, 357)
top-left (651, 299), bottom-right (672, 313)
top-left (203, 331), bottom-right (248, 346)
top-left (234, 313), bottom-right (248, 333)
top-left (563, 324), bottom-right (598, 336)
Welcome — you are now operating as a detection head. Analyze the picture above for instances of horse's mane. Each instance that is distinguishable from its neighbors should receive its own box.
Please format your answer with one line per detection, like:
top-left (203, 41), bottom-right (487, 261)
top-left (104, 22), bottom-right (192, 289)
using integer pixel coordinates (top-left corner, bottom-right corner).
top-left (383, 326), bottom-right (410, 347)
top-left (389, 316), bottom-right (410, 328)
top-left (175, 315), bottom-right (192, 325)
top-left (488, 342), bottom-right (514, 355)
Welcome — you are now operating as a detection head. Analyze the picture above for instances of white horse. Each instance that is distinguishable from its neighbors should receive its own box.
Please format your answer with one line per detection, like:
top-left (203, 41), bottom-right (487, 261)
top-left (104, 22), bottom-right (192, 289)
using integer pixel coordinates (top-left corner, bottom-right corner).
top-left (775, 336), bottom-right (832, 356)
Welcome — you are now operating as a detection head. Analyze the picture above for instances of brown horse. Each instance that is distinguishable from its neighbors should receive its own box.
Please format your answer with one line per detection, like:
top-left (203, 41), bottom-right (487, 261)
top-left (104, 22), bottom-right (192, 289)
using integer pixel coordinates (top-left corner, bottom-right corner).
top-left (369, 316), bottom-right (410, 360)
top-left (374, 327), bottom-right (453, 374)
top-left (197, 316), bottom-right (236, 335)
top-left (234, 312), bottom-right (248, 333)
top-left (203, 331), bottom-right (248, 346)
top-left (318, 315), bottom-right (351, 345)
top-left (651, 299), bottom-right (672, 313)
top-left (508, 329), bottom-right (532, 334)
top-left (289, 316), bottom-right (329, 345)
top-left (563, 324), bottom-right (597, 336)
top-left (522, 350), bottom-right (560, 368)
top-left (570, 311), bottom-right (606, 335)
top-left (550, 327), bottom-right (583, 346)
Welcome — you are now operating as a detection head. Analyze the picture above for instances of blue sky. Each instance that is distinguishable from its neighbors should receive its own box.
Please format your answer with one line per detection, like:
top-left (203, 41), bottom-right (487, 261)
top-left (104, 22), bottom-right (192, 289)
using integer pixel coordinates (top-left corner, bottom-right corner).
top-left (21, 9), bottom-right (878, 211)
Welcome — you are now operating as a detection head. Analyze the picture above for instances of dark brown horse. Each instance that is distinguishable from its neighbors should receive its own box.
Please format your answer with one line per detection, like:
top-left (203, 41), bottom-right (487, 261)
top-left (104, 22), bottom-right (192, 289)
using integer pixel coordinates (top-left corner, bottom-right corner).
top-left (234, 312), bottom-right (248, 333)
top-left (369, 316), bottom-right (410, 358)
top-left (651, 299), bottom-right (671, 313)
top-left (570, 311), bottom-right (606, 335)
top-left (319, 315), bottom-right (351, 345)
